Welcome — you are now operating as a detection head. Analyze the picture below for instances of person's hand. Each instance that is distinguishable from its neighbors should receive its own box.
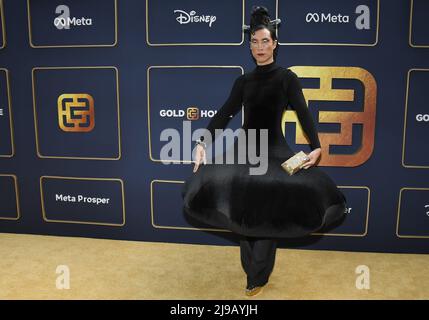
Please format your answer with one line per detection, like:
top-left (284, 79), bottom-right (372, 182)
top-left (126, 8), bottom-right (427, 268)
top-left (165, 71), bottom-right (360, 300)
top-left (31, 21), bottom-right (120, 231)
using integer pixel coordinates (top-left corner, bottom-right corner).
top-left (301, 147), bottom-right (321, 169)
top-left (193, 144), bottom-right (207, 173)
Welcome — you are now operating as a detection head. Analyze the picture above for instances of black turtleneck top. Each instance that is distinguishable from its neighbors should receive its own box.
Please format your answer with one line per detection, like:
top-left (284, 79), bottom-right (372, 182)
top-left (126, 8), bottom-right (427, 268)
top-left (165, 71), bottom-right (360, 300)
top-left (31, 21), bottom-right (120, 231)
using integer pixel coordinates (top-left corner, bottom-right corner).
top-left (199, 61), bottom-right (321, 152)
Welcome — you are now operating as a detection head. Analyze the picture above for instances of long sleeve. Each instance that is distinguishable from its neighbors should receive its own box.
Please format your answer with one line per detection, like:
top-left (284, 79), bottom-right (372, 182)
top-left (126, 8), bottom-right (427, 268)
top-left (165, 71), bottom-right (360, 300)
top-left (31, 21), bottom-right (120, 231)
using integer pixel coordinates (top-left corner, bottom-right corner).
top-left (283, 70), bottom-right (321, 150)
top-left (199, 75), bottom-right (244, 148)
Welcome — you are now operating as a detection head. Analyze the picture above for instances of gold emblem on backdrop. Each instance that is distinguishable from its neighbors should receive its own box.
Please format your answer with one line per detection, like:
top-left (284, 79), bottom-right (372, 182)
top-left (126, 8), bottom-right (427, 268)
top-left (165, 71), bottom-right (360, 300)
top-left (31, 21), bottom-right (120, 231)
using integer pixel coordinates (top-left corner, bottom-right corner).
top-left (282, 66), bottom-right (377, 167)
top-left (187, 107), bottom-right (199, 120)
top-left (57, 93), bottom-right (95, 132)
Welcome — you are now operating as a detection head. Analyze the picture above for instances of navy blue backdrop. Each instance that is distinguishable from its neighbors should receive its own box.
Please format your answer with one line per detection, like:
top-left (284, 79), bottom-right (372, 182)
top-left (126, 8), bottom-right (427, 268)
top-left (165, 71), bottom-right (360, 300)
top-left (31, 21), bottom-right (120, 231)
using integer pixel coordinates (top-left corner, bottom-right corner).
top-left (0, 0), bottom-right (428, 254)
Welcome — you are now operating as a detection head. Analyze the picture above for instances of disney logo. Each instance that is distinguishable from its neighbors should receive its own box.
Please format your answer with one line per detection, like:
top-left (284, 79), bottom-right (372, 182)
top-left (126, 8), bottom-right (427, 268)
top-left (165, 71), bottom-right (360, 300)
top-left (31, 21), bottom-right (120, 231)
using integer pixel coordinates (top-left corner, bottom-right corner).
top-left (174, 9), bottom-right (216, 27)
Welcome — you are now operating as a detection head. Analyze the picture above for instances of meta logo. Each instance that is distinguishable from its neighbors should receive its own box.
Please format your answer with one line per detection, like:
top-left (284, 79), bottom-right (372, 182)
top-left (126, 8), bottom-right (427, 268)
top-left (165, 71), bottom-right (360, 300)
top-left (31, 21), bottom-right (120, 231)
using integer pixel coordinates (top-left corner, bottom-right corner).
top-left (173, 9), bottom-right (217, 28)
top-left (306, 5), bottom-right (371, 30)
top-left (425, 204), bottom-right (429, 217)
top-left (416, 114), bottom-right (429, 122)
top-left (54, 5), bottom-right (93, 30)
top-left (57, 94), bottom-right (95, 132)
top-left (0, 108), bottom-right (3, 116)
top-left (159, 107), bottom-right (217, 120)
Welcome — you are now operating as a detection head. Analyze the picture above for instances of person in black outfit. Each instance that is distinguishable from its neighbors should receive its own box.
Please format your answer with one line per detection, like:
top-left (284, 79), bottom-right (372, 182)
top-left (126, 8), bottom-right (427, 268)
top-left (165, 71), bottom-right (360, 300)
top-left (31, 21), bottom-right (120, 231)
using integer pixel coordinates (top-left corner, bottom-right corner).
top-left (182, 6), bottom-right (347, 297)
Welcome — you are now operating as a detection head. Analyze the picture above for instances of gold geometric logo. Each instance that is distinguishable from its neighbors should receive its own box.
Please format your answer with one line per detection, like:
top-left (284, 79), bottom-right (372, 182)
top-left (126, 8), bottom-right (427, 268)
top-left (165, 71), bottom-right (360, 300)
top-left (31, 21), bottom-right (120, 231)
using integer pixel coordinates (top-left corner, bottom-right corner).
top-left (187, 107), bottom-right (199, 120)
top-left (57, 93), bottom-right (95, 132)
top-left (282, 66), bottom-right (376, 167)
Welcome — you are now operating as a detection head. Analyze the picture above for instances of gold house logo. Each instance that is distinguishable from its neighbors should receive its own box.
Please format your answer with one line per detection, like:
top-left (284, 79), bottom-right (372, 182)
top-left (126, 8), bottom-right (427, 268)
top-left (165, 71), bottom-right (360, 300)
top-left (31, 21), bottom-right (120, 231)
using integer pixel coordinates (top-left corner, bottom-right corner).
top-left (187, 107), bottom-right (199, 120)
top-left (57, 93), bottom-right (95, 132)
top-left (282, 66), bottom-right (376, 167)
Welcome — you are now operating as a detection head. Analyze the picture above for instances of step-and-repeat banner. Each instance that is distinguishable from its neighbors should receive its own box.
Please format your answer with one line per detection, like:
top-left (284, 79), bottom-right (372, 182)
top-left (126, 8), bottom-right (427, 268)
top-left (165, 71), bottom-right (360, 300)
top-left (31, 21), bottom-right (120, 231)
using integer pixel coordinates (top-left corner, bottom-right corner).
top-left (0, 0), bottom-right (428, 253)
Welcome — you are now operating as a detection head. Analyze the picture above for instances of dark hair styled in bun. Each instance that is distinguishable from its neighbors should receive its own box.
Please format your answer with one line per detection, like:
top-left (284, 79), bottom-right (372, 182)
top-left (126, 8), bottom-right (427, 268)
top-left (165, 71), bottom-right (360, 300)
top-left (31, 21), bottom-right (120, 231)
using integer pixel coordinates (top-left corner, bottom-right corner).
top-left (244, 6), bottom-right (280, 64)
top-left (249, 6), bottom-right (272, 29)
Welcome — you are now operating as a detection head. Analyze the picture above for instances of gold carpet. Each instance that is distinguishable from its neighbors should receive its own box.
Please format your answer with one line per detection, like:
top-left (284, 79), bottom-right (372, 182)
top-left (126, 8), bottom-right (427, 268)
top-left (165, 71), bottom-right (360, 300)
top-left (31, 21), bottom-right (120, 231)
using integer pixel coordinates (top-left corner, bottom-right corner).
top-left (0, 232), bottom-right (427, 300)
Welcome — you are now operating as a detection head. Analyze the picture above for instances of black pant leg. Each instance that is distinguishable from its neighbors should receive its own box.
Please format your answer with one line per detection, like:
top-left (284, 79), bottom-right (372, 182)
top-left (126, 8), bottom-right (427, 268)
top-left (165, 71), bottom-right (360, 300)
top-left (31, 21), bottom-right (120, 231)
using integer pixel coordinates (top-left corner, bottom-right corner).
top-left (239, 236), bottom-right (253, 276)
top-left (240, 236), bottom-right (278, 287)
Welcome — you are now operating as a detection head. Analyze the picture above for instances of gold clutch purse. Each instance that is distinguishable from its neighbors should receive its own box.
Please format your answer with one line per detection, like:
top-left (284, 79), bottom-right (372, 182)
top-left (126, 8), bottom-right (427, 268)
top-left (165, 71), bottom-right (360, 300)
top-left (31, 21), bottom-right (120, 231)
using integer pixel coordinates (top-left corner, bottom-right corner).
top-left (281, 151), bottom-right (310, 175)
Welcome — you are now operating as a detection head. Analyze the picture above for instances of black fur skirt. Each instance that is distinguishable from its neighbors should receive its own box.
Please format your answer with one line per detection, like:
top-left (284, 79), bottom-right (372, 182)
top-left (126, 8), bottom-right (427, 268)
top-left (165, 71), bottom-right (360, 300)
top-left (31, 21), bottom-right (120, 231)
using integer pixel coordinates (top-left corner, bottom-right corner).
top-left (181, 141), bottom-right (347, 238)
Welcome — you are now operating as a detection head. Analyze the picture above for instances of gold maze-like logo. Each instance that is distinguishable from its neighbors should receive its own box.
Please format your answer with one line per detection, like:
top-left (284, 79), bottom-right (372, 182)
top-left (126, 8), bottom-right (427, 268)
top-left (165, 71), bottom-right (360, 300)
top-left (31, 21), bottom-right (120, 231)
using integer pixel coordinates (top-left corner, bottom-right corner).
top-left (187, 107), bottom-right (199, 120)
top-left (282, 66), bottom-right (376, 167)
top-left (57, 93), bottom-right (95, 132)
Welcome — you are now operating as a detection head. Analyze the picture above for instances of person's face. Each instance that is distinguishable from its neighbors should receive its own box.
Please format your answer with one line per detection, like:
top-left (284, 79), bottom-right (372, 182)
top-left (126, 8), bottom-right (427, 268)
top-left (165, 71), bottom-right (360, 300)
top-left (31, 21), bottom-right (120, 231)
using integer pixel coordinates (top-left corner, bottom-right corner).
top-left (250, 28), bottom-right (277, 65)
